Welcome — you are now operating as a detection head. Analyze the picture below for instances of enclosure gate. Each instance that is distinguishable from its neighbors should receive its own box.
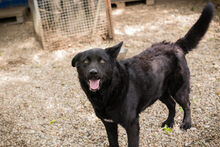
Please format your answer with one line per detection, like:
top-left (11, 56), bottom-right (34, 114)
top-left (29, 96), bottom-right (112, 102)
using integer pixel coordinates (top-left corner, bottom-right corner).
top-left (29, 0), bottom-right (113, 50)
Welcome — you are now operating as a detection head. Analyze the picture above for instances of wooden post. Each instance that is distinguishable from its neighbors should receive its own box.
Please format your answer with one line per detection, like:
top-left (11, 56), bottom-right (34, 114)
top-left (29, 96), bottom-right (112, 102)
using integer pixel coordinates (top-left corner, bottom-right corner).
top-left (31, 0), bottom-right (46, 48)
top-left (105, 0), bottom-right (114, 39)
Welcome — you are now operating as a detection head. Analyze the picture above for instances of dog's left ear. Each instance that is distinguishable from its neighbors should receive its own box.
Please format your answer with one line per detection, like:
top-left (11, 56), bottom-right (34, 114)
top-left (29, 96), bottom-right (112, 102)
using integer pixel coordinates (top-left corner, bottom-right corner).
top-left (72, 52), bottom-right (82, 67)
top-left (105, 42), bottom-right (123, 59)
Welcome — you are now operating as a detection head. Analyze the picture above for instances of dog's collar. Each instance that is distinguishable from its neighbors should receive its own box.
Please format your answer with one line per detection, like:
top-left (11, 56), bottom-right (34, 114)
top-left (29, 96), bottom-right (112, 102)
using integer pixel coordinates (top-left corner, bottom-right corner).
top-left (103, 118), bottom-right (114, 123)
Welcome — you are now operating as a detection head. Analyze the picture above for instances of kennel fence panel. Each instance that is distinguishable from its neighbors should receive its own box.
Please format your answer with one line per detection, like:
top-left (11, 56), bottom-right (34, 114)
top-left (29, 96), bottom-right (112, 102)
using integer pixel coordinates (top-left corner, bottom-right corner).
top-left (30, 0), bottom-right (113, 49)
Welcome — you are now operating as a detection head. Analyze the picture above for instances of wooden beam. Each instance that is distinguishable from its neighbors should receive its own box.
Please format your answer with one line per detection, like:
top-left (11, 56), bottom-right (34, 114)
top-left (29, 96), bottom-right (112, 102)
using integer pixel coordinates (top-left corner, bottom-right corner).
top-left (105, 0), bottom-right (114, 39)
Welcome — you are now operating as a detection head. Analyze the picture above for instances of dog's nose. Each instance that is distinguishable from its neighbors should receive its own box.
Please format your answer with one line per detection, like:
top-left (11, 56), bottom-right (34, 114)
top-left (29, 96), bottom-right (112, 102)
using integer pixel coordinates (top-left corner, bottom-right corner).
top-left (89, 69), bottom-right (98, 75)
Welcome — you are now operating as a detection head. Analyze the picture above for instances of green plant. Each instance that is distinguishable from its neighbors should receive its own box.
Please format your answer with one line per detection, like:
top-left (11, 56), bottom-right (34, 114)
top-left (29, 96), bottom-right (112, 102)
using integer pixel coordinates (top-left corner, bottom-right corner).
top-left (162, 124), bottom-right (172, 134)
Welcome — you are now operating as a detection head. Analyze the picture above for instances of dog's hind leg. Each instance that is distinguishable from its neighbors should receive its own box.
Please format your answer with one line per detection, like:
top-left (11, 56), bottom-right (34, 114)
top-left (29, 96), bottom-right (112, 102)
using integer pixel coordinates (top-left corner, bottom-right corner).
top-left (160, 94), bottom-right (176, 128)
top-left (173, 85), bottom-right (191, 130)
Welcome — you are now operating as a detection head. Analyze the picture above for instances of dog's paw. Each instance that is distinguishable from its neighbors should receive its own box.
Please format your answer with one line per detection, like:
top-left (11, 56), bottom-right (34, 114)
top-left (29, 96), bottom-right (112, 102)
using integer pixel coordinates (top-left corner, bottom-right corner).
top-left (161, 120), bottom-right (174, 128)
top-left (180, 122), bottom-right (191, 130)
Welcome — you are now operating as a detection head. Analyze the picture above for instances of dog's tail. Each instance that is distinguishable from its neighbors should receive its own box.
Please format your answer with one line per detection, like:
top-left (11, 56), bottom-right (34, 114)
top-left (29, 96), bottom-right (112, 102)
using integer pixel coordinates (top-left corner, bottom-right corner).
top-left (175, 2), bottom-right (214, 54)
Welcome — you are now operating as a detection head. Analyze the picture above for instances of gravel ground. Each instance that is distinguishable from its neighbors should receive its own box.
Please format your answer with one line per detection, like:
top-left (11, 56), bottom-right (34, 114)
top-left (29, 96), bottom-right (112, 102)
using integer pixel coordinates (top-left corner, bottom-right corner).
top-left (0, 0), bottom-right (219, 146)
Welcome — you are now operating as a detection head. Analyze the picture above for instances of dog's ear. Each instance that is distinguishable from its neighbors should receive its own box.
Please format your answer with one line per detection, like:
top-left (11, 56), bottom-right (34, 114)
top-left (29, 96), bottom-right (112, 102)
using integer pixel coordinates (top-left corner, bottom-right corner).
top-left (72, 52), bottom-right (82, 67)
top-left (105, 42), bottom-right (123, 59)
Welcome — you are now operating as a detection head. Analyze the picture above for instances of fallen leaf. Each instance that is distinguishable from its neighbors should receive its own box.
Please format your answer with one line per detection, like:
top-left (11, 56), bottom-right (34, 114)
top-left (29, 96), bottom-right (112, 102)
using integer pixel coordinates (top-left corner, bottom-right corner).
top-left (49, 119), bottom-right (56, 125)
top-left (179, 107), bottom-right (183, 112)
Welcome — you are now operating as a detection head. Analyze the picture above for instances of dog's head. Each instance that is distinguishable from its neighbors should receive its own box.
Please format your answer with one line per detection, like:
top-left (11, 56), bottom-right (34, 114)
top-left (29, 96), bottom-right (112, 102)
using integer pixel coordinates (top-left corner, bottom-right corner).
top-left (72, 42), bottom-right (123, 92)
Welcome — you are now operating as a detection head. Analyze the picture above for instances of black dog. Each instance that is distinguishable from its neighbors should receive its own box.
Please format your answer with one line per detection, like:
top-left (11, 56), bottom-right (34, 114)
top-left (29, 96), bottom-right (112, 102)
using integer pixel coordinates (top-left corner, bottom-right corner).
top-left (72, 3), bottom-right (213, 147)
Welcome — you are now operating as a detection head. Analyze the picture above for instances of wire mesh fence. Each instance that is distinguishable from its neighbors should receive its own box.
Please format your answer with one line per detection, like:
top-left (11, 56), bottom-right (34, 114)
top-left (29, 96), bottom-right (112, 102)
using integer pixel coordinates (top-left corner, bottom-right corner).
top-left (30, 0), bottom-right (113, 50)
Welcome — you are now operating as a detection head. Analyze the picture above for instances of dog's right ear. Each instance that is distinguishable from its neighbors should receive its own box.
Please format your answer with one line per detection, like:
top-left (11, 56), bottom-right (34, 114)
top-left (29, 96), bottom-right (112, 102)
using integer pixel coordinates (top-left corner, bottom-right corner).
top-left (105, 42), bottom-right (123, 59)
top-left (72, 53), bottom-right (82, 67)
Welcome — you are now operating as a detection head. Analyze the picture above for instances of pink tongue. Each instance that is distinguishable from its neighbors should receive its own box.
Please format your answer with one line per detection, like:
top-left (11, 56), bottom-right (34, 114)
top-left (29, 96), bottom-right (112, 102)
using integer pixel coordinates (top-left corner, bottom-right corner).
top-left (89, 80), bottom-right (100, 90)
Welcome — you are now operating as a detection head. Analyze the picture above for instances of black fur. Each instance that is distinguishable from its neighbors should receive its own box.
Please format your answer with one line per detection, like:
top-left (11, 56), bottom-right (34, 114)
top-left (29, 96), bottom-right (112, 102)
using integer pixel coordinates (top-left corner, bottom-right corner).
top-left (72, 3), bottom-right (214, 147)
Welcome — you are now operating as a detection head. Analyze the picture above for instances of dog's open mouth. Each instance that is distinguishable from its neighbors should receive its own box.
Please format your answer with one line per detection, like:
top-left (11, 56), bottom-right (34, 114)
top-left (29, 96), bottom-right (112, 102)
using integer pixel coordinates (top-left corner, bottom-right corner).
top-left (89, 79), bottom-right (100, 92)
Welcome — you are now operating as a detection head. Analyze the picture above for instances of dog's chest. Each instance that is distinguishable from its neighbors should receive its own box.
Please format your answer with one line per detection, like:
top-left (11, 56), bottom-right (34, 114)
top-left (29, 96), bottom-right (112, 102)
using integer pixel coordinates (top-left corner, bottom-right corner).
top-left (94, 107), bottom-right (120, 123)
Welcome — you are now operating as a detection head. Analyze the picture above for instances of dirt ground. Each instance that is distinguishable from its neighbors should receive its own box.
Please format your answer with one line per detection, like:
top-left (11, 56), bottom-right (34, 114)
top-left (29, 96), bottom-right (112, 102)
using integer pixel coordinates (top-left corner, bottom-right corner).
top-left (0, 0), bottom-right (219, 146)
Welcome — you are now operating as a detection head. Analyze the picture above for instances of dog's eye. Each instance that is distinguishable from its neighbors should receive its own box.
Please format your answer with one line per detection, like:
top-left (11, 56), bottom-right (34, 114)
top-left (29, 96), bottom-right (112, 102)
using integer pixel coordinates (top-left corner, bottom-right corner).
top-left (100, 59), bottom-right (105, 63)
top-left (83, 59), bottom-right (89, 64)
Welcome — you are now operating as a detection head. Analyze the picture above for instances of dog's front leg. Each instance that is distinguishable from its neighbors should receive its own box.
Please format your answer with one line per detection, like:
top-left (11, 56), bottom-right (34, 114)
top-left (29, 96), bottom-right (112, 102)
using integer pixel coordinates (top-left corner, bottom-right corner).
top-left (126, 118), bottom-right (140, 147)
top-left (102, 121), bottom-right (119, 147)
